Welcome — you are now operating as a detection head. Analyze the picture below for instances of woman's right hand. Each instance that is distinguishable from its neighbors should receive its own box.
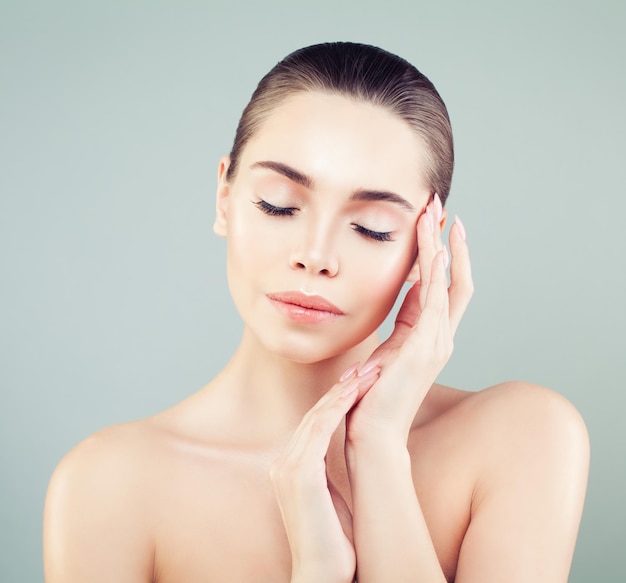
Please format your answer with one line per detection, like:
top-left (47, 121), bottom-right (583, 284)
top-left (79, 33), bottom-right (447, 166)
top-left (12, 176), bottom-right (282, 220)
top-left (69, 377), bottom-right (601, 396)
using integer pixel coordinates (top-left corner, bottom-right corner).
top-left (270, 364), bottom-right (380, 583)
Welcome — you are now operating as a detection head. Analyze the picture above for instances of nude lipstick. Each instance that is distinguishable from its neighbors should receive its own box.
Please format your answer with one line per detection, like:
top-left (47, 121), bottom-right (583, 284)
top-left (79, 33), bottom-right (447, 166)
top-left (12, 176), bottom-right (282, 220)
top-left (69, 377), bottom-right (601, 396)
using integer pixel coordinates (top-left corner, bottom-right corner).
top-left (266, 291), bottom-right (344, 324)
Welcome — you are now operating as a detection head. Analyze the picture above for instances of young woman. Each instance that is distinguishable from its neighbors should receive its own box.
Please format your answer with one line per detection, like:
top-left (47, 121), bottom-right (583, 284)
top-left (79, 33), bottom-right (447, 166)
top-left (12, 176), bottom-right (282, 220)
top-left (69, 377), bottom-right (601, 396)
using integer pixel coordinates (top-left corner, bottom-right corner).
top-left (43, 42), bottom-right (589, 583)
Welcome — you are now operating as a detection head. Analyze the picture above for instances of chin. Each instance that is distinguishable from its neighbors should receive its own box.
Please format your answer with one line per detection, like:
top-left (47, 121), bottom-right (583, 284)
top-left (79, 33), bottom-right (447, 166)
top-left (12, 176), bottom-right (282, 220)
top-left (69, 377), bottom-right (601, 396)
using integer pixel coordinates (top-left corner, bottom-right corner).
top-left (256, 325), bottom-right (380, 366)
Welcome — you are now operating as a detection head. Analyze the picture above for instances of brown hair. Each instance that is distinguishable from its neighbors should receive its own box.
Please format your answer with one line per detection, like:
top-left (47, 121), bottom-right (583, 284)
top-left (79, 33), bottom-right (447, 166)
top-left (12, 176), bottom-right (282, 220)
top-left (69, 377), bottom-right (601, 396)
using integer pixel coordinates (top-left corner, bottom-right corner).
top-left (227, 42), bottom-right (454, 205)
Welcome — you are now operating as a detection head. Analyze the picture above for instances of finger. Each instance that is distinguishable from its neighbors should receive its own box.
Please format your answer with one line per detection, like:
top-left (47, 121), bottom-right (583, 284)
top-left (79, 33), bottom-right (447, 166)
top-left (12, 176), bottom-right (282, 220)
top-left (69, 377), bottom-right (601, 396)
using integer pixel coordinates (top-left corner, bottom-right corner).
top-left (426, 212), bottom-right (456, 357)
top-left (392, 282), bottom-right (422, 341)
top-left (448, 216), bottom-right (473, 335)
top-left (288, 378), bottom-right (358, 457)
top-left (428, 248), bottom-right (449, 322)
top-left (351, 362), bottom-right (382, 401)
top-left (287, 372), bottom-right (379, 464)
top-left (408, 250), bottom-right (448, 351)
top-left (417, 202), bottom-right (438, 308)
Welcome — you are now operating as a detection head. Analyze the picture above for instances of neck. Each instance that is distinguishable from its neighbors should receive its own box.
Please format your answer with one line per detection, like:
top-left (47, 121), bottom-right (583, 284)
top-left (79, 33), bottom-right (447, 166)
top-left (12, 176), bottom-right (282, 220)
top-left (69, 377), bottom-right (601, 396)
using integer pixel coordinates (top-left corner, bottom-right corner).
top-left (214, 327), bottom-right (379, 445)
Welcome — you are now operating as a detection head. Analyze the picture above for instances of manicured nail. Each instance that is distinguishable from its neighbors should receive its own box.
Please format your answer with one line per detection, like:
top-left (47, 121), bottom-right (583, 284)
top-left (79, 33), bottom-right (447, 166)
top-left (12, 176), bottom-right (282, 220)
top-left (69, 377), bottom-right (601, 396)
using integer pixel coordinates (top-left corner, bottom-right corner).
top-left (454, 214), bottom-right (466, 241)
top-left (434, 193), bottom-right (443, 222)
top-left (358, 367), bottom-right (380, 384)
top-left (340, 362), bottom-right (360, 381)
top-left (443, 245), bottom-right (449, 269)
top-left (341, 378), bottom-right (360, 397)
top-left (359, 357), bottom-right (381, 376)
top-left (426, 206), bottom-right (435, 232)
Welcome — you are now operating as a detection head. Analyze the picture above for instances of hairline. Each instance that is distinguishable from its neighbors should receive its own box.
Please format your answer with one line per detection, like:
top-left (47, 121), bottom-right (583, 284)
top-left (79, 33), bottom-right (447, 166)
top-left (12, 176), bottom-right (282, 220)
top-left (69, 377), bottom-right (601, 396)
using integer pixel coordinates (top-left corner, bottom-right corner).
top-left (228, 86), bottom-right (438, 198)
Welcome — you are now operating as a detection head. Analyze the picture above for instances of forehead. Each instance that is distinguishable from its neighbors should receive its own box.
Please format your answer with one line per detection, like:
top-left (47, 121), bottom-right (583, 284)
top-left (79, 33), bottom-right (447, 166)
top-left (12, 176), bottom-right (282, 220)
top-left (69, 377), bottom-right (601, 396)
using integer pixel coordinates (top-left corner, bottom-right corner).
top-left (239, 92), bottom-right (431, 204)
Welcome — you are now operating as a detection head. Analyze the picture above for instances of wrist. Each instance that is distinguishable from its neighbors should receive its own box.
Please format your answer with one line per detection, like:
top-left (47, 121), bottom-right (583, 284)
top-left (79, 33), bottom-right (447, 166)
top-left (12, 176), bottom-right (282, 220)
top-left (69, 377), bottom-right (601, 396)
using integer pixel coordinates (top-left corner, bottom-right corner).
top-left (345, 418), bottom-right (410, 452)
top-left (291, 566), bottom-right (355, 583)
top-left (345, 430), bottom-right (411, 470)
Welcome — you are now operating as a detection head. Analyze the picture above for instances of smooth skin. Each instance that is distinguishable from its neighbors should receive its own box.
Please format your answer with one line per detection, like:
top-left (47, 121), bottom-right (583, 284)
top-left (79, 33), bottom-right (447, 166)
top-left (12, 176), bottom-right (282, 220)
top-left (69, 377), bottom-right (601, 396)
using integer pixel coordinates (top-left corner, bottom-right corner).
top-left (43, 93), bottom-right (589, 582)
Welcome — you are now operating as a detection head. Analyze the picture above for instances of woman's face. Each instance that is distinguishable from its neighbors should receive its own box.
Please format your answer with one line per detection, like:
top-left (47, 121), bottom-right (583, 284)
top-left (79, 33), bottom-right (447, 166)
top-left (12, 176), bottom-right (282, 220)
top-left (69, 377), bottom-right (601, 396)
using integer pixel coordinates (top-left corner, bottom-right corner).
top-left (215, 91), bottom-right (434, 363)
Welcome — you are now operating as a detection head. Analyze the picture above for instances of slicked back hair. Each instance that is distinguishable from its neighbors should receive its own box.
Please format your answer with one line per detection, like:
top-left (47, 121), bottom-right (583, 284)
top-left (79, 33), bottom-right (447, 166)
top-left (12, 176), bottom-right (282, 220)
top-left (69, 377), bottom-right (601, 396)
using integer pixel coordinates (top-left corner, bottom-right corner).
top-left (227, 42), bottom-right (454, 205)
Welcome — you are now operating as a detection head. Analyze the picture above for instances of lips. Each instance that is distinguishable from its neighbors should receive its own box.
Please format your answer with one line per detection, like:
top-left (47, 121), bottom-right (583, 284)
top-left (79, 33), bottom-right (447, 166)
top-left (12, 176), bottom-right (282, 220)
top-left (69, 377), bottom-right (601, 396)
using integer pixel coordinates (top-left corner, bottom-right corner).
top-left (266, 291), bottom-right (344, 325)
top-left (266, 291), bottom-right (344, 315)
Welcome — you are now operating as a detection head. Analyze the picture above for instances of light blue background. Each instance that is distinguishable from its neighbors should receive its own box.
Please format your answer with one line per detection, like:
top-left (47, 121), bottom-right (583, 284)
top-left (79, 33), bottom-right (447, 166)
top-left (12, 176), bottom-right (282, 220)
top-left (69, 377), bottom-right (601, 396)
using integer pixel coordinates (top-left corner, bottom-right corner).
top-left (1, 1), bottom-right (624, 581)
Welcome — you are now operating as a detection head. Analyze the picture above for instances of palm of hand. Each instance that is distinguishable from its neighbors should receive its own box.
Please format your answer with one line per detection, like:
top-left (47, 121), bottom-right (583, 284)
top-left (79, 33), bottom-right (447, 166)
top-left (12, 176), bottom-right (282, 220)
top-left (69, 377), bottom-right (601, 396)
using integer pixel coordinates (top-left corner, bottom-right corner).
top-left (347, 199), bottom-right (472, 444)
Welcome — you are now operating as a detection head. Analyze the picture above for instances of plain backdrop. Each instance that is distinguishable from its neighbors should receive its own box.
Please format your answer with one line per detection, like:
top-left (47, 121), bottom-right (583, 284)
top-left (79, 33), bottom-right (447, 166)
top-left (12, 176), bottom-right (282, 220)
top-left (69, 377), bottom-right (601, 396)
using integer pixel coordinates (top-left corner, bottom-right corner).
top-left (1, 1), bottom-right (625, 581)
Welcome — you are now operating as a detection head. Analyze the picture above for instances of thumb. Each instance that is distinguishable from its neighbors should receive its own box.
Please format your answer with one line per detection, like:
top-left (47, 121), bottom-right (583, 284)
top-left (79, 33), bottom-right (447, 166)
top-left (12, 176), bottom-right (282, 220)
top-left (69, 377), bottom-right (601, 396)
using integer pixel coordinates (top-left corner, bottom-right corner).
top-left (392, 281), bottom-right (422, 337)
top-left (365, 283), bottom-right (422, 363)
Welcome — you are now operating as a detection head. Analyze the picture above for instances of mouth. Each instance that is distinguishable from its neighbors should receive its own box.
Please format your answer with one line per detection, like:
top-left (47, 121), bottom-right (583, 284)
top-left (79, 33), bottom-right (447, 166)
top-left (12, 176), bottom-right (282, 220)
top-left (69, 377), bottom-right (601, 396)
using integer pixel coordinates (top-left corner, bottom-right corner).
top-left (266, 291), bottom-right (344, 323)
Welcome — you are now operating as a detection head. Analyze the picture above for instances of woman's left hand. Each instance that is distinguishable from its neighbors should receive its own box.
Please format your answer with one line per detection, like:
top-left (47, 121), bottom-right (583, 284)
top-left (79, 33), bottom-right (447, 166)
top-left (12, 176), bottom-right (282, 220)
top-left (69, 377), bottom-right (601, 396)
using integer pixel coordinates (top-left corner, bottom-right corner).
top-left (346, 194), bottom-right (473, 445)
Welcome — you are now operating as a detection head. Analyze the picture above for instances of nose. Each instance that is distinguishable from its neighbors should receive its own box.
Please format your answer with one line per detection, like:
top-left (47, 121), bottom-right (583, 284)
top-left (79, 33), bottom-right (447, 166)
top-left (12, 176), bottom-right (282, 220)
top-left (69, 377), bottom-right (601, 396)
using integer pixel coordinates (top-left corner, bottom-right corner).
top-left (288, 227), bottom-right (339, 277)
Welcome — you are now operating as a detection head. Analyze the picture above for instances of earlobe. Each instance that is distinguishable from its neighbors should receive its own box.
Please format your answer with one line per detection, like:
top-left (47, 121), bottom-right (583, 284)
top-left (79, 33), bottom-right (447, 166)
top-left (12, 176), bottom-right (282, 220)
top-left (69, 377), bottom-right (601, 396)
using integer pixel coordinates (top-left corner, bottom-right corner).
top-left (213, 156), bottom-right (231, 238)
top-left (439, 209), bottom-right (448, 233)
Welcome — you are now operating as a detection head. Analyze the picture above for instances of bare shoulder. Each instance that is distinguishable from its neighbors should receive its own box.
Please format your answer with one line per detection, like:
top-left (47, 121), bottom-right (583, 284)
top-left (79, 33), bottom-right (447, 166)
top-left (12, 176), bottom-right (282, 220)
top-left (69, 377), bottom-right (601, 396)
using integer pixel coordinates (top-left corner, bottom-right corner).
top-left (413, 382), bottom-right (590, 581)
top-left (44, 420), bottom-right (164, 582)
top-left (464, 383), bottom-right (588, 580)
top-left (427, 380), bottom-right (588, 445)
top-left (46, 419), bottom-right (163, 502)
top-left (415, 380), bottom-right (589, 487)
top-left (458, 381), bottom-right (588, 452)
top-left (475, 382), bottom-right (589, 487)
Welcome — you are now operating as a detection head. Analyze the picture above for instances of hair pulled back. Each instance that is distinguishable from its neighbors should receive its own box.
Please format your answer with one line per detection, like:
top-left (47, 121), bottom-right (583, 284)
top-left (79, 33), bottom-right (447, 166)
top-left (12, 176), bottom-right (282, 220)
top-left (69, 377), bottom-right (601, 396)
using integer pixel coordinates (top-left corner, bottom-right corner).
top-left (227, 42), bottom-right (454, 205)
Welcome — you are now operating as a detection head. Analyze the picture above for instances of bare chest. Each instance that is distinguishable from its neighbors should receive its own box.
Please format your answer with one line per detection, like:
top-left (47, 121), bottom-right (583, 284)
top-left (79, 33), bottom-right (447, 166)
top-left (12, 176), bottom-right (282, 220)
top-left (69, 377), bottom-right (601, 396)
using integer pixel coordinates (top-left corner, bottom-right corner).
top-left (150, 437), bottom-right (472, 583)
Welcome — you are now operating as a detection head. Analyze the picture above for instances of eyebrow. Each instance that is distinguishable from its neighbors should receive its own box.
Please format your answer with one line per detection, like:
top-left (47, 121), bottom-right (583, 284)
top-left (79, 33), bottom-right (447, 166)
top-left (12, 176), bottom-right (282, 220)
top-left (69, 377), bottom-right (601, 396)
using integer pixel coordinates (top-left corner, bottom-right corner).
top-left (350, 189), bottom-right (416, 212)
top-left (250, 160), bottom-right (312, 189)
top-left (250, 160), bottom-right (417, 213)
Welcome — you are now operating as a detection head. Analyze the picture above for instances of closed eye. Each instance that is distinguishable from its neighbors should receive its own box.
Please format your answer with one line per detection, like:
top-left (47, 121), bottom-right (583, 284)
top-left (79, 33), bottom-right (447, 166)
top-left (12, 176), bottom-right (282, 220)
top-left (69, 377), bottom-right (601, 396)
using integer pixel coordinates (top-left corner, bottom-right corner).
top-left (352, 224), bottom-right (394, 242)
top-left (253, 200), bottom-right (393, 241)
top-left (253, 199), bottom-right (298, 217)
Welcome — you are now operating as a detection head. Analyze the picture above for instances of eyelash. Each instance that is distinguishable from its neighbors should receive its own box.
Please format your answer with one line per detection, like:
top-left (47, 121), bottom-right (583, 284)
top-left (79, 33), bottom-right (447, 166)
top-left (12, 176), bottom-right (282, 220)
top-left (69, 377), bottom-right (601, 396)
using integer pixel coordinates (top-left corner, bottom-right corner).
top-left (252, 199), bottom-right (394, 242)
top-left (351, 224), bottom-right (394, 242)
top-left (253, 199), bottom-right (298, 216)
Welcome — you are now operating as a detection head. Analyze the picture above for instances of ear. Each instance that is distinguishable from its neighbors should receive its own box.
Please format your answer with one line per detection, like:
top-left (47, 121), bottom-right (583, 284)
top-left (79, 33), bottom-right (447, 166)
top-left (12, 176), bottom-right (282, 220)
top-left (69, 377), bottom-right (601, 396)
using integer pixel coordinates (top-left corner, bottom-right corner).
top-left (213, 156), bottom-right (231, 238)
top-left (439, 209), bottom-right (448, 234)
top-left (405, 209), bottom-right (448, 282)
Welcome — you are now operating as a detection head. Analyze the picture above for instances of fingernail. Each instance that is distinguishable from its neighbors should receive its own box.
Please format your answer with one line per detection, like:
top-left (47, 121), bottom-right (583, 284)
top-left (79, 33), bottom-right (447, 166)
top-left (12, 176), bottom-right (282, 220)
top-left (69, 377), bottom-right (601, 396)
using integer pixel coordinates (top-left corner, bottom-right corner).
top-left (434, 193), bottom-right (443, 222)
top-left (426, 206), bottom-right (435, 232)
top-left (443, 245), bottom-right (449, 269)
top-left (340, 362), bottom-right (360, 381)
top-left (341, 378), bottom-right (360, 397)
top-left (359, 357), bottom-right (381, 376)
top-left (455, 214), bottom-right (466, 241)
top-left (358, 367), bottom-right (380, 383)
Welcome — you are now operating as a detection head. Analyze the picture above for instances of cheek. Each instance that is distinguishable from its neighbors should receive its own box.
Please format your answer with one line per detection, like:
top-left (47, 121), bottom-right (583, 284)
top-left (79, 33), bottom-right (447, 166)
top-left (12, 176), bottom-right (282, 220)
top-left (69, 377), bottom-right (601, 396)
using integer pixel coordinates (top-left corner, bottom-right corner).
top-left (224, 207), bottom-right (272, 319)
top-left (226, 207), bottom-right (279, 274)
top-left (345, 241), bottom-right (415, 320)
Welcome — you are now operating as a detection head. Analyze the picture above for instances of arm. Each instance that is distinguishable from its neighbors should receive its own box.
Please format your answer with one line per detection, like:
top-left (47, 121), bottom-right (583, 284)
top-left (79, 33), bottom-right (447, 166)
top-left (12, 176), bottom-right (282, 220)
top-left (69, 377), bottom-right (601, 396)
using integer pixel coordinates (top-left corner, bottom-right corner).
top-left (269, 369), bottom-right (380, 583)
top-left (345, 196), bottom-right (587, 581)
top-left (43, 428), bottom-right (154, 582)
top-left (346, 434), bottom-right (446, 583)
top-left (346, 383), bottom-right (589, 583)
top-left (454, 383), bottom-right (589, 582)
top-left (345, 195), bottom-right (468, 582)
